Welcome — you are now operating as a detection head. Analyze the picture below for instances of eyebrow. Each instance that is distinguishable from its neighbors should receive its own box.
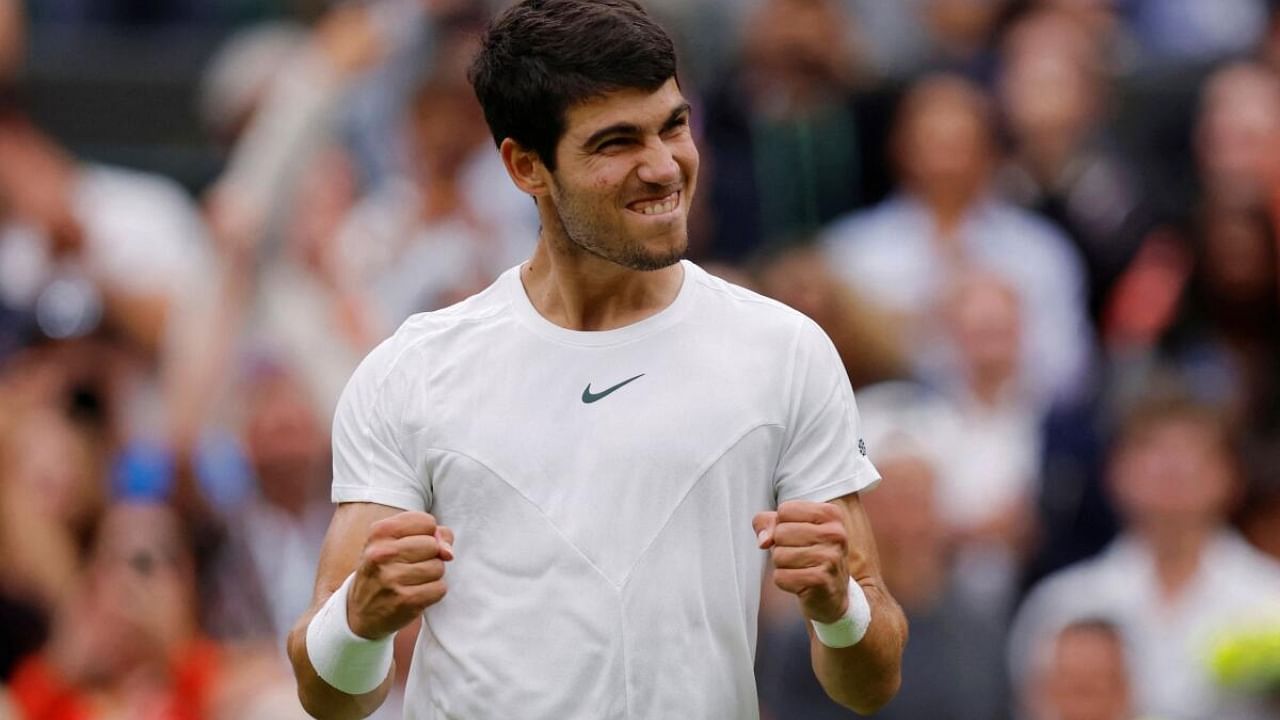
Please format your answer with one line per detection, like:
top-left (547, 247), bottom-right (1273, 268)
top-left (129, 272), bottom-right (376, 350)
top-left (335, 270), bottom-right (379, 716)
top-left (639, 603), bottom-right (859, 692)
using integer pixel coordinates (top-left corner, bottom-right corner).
top-left (583, 102), bottom-right (692, 149)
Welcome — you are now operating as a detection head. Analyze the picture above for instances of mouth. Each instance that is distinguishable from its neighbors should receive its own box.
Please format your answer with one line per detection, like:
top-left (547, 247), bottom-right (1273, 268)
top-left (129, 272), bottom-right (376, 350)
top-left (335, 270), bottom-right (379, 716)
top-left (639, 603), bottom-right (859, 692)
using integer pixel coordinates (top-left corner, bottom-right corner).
top-left (626, 190), bottom-right (681, 218)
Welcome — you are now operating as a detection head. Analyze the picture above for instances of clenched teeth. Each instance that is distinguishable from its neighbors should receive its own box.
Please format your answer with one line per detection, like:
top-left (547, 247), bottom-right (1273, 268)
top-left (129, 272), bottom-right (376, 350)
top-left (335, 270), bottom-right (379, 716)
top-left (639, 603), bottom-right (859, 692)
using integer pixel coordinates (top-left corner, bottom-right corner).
top-left (632, 192), bottom-right (680, 215)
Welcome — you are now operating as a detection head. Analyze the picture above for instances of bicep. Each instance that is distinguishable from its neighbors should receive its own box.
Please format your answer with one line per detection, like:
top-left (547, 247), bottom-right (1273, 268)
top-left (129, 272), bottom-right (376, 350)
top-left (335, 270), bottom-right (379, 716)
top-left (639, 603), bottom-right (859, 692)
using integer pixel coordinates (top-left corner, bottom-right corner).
top-left (830, 492), bottom-right (885, 585)
top-left (310, 502), bottom-right (404, 602)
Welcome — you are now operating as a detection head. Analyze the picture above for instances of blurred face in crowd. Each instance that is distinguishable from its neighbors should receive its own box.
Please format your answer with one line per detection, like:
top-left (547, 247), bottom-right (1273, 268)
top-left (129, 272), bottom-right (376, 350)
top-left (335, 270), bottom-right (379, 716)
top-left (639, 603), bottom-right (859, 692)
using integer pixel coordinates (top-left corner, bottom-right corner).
top-left (535, 77), bottom-right (699, 271)
top-left (3, 407), bottom-right (99, 530)
top-left (1034, 623), bottom-right (1132, 720)
top-left (410, 79), bottom-right (490, 181)
top-left (947, 273), bottom-right (1022, 388)
top-left (862, 453), bottom-right (945, 561)
top-left (77, 502), bottom-right (197, 676)
top-left (245, 370), bottom-right (327, 513)
top-left (1195, 63), bottom-right (1280, 208)
top-left (926, 0), bottom-right (1007, 53)
top-left (895, 76), bottom-right (995, 203)
top-left (742, 0), bottom-right (856, 104)
top-left (1109, 411), bottom-right (1236, 536)
top-left (999, 11), bottom-right (1100, 143)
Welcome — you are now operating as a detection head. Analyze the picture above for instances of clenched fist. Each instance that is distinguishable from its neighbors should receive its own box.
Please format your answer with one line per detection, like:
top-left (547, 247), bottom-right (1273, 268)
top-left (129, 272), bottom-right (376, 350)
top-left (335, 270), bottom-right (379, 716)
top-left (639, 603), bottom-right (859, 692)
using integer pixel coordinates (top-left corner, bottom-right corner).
top-left (348, 511), bottom-right (454, 640)
top-left (754, 500), bottom-right (850, 624)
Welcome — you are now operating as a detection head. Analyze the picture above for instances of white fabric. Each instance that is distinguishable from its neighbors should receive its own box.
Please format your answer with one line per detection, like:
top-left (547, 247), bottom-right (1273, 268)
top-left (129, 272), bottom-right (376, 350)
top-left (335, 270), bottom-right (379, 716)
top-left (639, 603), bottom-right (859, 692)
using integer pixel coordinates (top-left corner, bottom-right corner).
top-left (330, 261), bottom-right (880, 720)
top-left (811, 577), bottom-right (872, 648)
top-left (1009, 532), bottom-right (1280, 720)
top-left (306, 572), bottom-right (395, 695)
top-left (0, 164), bottom-right (210, 303)
top-left (822, 194), bottom-right (1092, 406)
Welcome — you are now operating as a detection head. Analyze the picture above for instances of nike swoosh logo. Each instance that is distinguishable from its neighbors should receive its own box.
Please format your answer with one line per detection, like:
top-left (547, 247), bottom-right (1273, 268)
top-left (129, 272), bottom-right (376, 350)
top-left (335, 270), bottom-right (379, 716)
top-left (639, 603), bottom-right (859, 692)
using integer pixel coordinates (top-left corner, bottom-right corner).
top-left (582, 374), bottom-right (645, 404)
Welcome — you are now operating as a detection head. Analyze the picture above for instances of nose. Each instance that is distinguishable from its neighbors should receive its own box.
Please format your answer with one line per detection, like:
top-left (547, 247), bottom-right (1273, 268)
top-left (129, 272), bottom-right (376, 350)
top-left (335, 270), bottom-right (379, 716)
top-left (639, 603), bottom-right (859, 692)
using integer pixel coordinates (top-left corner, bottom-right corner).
top-left (636, 138), bottom-right (681, 187)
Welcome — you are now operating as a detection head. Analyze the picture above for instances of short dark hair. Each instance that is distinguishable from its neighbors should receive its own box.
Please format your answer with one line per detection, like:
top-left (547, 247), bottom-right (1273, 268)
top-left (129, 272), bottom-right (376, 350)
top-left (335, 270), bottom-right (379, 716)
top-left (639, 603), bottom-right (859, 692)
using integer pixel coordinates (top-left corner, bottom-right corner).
top-left (468, 0), bottom-right (677, 171)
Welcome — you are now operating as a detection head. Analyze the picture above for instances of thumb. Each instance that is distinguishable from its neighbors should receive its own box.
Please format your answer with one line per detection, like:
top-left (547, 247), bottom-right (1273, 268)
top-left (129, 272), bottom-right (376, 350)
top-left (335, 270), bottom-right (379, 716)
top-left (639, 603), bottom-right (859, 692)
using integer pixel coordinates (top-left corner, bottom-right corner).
top-left (752, 511), bottom-right (778, 549)
top-left (436, 526), bottom-right (455, 561)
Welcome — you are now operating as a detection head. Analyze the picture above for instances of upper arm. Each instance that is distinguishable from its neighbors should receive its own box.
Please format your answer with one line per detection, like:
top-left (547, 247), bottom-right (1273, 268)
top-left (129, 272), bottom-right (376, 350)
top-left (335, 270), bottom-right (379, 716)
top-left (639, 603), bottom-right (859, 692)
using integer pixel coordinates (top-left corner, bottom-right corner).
top-left (830, 492), bottom-right (885, 587)
top-left (310, 502), bottom-right (404, 604)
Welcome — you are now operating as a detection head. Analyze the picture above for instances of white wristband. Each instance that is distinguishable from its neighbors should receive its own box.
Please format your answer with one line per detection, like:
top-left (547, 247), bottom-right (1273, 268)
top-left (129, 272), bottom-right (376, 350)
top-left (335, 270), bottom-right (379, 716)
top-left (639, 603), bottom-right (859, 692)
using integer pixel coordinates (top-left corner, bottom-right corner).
top-left (810, 578), bottom-right (872, 648)
top-left (305, 573), bottom-right (394, 695)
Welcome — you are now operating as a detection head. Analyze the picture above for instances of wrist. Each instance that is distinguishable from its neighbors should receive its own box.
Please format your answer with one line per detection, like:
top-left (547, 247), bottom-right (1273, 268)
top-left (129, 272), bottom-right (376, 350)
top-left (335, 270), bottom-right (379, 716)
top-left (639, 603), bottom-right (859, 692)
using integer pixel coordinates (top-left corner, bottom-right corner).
top-left (810, 577), bottom-right (872, 649)
top-left (306, 573), bottom-right (394, 695)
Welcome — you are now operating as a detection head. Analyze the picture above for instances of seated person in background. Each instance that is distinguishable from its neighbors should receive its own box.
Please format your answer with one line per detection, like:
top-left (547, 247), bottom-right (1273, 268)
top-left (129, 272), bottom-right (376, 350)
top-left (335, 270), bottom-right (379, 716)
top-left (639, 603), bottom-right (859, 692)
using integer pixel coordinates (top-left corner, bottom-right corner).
top-left (821, 73), bottom-right (1092, 407)
top-left (1027, 619), bottom-right (1146, 720)
top-left (1009, 394), bottom-right (1280, 720)
top-left (7, 499), bottom-right (306, 720)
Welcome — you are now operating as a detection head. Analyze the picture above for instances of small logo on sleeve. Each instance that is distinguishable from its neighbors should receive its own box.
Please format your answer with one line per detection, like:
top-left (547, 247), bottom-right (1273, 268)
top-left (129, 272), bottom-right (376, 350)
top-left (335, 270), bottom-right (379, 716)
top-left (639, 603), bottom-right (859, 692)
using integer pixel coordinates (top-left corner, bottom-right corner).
top-left (858, 438), bottom-right (868, 457)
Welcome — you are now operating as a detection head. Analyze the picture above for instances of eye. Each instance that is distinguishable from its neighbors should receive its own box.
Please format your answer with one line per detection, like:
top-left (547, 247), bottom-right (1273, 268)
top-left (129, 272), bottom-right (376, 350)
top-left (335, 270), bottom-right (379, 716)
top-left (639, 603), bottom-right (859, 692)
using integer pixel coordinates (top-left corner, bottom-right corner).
top-left (597, 137), bottom-right (632, 152)
top-left (663, 116), bottom-right (690, 135)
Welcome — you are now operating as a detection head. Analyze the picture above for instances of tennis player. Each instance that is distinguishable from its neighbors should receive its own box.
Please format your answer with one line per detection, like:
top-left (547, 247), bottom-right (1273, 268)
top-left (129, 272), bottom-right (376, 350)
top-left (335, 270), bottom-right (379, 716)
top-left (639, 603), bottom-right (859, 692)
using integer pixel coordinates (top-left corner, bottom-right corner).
top-left (288, 1), bottom-right (907, 718)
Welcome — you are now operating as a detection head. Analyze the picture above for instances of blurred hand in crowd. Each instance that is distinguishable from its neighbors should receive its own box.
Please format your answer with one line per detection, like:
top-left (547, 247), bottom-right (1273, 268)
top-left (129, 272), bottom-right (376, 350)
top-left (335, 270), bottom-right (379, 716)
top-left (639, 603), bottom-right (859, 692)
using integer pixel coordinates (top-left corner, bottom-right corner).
top-left (45, 502), bottom-right (198, 689)
top-left (0, 118), bottom-right (83, 257)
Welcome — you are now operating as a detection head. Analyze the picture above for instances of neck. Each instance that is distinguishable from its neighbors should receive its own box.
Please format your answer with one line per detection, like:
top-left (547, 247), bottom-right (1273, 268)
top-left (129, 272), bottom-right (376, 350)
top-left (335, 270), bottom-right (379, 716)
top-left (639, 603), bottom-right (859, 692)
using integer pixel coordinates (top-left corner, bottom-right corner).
top-left (918, 186), bottom-right (982, 239)
top-left (1137, 524), bottom-right (1212, 602)
top-left (969, 366), bottom-right (1014, 407)
top-left (521, 232), bottom-right (684, 332)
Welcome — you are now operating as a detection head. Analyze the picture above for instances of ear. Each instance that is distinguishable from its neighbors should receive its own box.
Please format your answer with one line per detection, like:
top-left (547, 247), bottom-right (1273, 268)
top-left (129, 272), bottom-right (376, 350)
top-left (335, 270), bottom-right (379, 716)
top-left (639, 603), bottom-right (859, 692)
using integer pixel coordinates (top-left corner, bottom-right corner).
top-left (500, 138), bottom-right (552, 198)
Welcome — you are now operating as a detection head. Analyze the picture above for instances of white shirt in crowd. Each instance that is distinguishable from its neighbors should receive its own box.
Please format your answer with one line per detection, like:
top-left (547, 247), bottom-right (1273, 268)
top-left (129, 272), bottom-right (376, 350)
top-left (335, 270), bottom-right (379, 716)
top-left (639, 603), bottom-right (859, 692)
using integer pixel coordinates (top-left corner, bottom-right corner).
top-left (330, 261), bottom-right (880, 720)
top-left (1008, 531), bottom-right (1280, 720)
top-left (335, 150), bottom-right (537, 335)
top-left (822, 194), bottom-right (1092, 406)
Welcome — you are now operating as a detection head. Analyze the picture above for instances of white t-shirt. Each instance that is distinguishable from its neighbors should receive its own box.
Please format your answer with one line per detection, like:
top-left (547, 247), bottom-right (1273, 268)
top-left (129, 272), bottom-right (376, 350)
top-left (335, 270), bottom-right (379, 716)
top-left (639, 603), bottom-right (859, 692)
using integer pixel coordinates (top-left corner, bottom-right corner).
top-left (331, 260), bottom-right (880, 720)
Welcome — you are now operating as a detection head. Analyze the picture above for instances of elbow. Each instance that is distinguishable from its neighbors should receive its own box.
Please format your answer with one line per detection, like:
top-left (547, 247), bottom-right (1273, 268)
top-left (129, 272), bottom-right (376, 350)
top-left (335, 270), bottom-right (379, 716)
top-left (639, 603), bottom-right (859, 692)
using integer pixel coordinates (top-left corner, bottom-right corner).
top-left (836, 670), bottom-right (902, 716)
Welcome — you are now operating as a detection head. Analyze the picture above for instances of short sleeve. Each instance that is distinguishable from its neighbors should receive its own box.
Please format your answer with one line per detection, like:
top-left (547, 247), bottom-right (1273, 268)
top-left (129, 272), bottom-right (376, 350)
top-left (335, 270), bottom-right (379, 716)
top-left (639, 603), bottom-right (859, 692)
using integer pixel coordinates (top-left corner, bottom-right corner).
top-left (331, 336), bottom-right (429, 511)
top-left (774, 318), bottom-right (880, 504)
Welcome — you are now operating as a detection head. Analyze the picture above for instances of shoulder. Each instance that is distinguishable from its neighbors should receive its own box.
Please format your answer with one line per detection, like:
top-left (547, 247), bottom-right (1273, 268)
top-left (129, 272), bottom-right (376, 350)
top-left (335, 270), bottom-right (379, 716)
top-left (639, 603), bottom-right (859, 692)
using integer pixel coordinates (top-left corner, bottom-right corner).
top-left (349, 274), bottom-right (515, 391)
top-left (687, 262), bottom-right (818, 341)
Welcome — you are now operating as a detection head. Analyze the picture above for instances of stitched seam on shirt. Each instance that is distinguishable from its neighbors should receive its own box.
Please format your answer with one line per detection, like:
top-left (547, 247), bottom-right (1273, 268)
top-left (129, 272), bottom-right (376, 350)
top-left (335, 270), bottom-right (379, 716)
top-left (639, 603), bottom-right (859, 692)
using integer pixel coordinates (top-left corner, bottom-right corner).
top-left (421, 446), bottom-right (618, 588)
top-left (620, 422), bottom-right (783, 590)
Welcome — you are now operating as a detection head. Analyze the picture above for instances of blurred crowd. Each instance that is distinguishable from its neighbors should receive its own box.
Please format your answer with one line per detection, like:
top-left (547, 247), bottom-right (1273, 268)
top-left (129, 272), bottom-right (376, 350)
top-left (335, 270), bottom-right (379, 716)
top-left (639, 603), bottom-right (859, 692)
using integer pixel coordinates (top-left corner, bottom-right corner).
top-left (1, 0), bottom-right (1279, 719)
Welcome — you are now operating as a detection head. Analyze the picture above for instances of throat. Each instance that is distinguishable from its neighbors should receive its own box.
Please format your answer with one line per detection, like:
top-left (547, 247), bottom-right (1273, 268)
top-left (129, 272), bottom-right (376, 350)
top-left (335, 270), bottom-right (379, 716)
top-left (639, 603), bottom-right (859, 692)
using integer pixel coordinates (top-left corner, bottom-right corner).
top-left (520, 247), bottom-right (684, 331)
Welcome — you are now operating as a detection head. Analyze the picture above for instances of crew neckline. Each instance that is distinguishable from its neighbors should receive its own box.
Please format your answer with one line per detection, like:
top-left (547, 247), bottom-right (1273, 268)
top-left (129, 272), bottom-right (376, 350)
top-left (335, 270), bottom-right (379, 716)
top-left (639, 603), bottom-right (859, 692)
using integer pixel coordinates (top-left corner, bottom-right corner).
top-left (503, 260), bottom-right (700, 347)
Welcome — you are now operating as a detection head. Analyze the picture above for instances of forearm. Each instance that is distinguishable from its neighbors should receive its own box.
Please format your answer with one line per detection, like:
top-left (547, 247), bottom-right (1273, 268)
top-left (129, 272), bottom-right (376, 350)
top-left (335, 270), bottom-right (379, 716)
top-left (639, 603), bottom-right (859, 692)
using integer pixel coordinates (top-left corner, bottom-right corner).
top-left (809, 579), bottom-right (907, 714)
top-left (287, 608), bottom-right (393, 720)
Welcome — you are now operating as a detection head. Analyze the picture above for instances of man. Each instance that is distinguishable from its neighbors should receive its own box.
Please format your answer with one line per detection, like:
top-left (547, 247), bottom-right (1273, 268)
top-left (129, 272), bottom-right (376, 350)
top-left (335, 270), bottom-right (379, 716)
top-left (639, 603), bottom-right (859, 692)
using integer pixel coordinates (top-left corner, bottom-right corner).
top-left (287, 1), bottom-right (906, 719)
top-left (1008, 395), bottom-right (1280, 720)
top-left (1026, 619), bottom-right (1140, 720)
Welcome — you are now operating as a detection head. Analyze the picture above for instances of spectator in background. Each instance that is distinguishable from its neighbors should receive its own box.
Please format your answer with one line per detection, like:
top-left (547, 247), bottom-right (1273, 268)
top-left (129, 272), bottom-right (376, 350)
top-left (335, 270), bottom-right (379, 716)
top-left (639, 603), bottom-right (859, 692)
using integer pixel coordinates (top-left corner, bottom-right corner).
top-left (1193, 62), bottom-right (1280, 216)
top-left (1009, 394), bottom-right (1280, 720)
top-left (0, 395), bottom-right (103, 682)
top-left (758, 402), bottom-right (1009, 720)
top-left (701, 0), bottom-right (895, 263)
top-left (6, 500), bottom-right (306, 720)
top-left (333, 37), bottom-right (537, 335)
top-left (0, 114), bottom-right (211, 364)
top-left (1025, 619), bottom-right (1142, 720)
top-left (205, 365), bottom-right (330, 647)
top-left (822, 73), bottom-right (1092, 407)
top-left (996, 7), bottom-right (1154, 323)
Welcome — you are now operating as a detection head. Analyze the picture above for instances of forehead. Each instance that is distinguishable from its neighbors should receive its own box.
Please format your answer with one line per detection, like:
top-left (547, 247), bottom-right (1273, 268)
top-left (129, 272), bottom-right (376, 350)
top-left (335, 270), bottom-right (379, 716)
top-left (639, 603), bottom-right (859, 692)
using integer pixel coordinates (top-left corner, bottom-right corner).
top-left (561, 77), bottom-right (686, 140)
